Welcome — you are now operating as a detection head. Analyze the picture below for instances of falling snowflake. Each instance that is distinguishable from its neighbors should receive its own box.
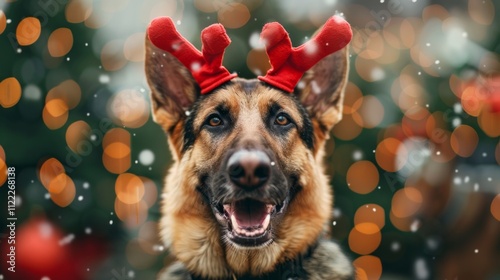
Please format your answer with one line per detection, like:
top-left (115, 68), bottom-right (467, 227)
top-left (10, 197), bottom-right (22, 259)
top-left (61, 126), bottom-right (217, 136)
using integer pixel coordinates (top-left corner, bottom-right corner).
top-left (138, 149), bottom-right (155, 166)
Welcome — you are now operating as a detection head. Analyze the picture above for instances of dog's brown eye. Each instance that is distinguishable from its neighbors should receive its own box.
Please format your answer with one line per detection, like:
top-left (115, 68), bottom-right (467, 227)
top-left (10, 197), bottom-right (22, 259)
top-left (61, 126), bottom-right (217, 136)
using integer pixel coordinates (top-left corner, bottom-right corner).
top-left (275, 114), bottom-right (290, 126)
top-left (208, 116), bottom-right (223, 126)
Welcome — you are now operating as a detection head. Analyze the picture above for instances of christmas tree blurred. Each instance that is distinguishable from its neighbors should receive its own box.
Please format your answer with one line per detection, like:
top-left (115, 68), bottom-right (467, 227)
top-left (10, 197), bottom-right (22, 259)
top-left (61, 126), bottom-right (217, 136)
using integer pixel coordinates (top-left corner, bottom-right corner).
top-left (0, 0), bottom-right (499, 279)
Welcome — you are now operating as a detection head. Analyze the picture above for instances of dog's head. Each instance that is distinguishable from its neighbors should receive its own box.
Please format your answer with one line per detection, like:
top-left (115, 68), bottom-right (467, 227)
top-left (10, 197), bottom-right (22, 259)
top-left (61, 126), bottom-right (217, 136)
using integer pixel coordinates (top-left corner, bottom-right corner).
top-left (145, 17), bottom-right (351, 277)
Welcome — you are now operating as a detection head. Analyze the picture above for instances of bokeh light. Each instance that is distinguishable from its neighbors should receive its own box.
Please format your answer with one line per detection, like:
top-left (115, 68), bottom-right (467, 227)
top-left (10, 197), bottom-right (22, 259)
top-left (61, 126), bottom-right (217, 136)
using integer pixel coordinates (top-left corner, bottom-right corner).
top-left (353, 255), bottom-right (383, 280)
top-left (347, 161), bottom-right (379, 194)
top-left (354, 204), bottom-right (385, 231)
top-left (349, 223), bottom-right (382, 255)
top-left (217, 3), bottom-right (250, 29)
top-left (65, 0), bottom-right (93, 23)
top-left (391, 187), bottom-right (423, 218)
top-left (376, 138), bottom-right (406, 172)
top-left (123, 32), bottom-right (146, 62)
top-left (42, 98), bottom-right (69, 130)
top-left (48, 173), bottom-right (76, 207)
top-left (38, 158), bottom-right (76, 207)
top-left (0, 77), bottom-right (22, 108)
top-left (0, 145), bottom-right (6, 186)
top-left (16, 17), bottom-right (41, 46)
top-left (108, 89), bottom-right (149, 128)
top-left (39, 158), bottom-right (65, 189)
top-left (66, 120), bottom-right (91, 154)
top-left (103, 128), bottom-right (131, 174)
top-left (0, 10), bottom-right (6, 35)
top-left (115, 173), bottom-right (145, 204)
top-left (491, 194), bottom-right (500, 222)
top-left (48, 28), bottom-right (74, 57)
top-left (450, 125), bottom-right (479, 157)
top-left (46, 79), bottom-right (81, 110)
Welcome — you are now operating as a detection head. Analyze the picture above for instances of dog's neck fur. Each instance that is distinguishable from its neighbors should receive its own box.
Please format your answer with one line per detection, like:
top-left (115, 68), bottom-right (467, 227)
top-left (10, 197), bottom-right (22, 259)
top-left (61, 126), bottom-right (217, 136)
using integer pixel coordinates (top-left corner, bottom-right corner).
top-left (189, 242), bottom-right (318, 280)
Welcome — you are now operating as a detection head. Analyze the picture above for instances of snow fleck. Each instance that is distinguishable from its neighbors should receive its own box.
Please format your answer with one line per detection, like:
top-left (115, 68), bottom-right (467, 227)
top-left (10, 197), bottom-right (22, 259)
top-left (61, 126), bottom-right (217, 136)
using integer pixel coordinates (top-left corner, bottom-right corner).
top-left (176, 20), bottom-right (181, 25)
top-left (270, 161), bottom-right (276, 166)
top-left (86, 112), bottom-right (90, 116)
top-left (85, 227), bottom-right (92, 234)
top-left (59, 233), bottom-right (75, 246)
top-left (78, 195), bottom-right (83, 201)
top-left (453, 177), bottom-right (462, 185)
top-left (380, 0), bottom-right (385, 3)
top-left (488, 177), bottom-right (492, 182)
top-left (191, 62), bottom-right (201, 72)
top-left (473, 183), bottom-right (479, 192)
top-left (6, 19), bottom-right (12, 24)
top-left (418, 71), bottom-right (422, 75)
top-left (15, 196), bottom-right (21, 207)
top-left (185, 110), bottom-right (191, 116)
top-left (464, 176), bottom-right (470, 183)
top-left (391, 241), bottom-right (400, 251)
top-left (16, 48), bottom-right (22, 53)
top-left (109, 220), bottom-right (114, 225)
top-left (249, 32), bottom-right (265, 50)
top-left (311, 80), bottom-right (321, 95)
top-left (353, 150), bottom-right (363, 161)
top-left (436, 151), bottom-right (441, 155)
top-left (128, 270), bottom-right (135, 278)
top-left (134, 160), bottom-right (138, 164)
top-left (139, 149), bottom-right (155, 166)
top-left (372, 208), bottom-right (377, 212)
top-left (66, 57), bottom-right (70, 61)
top-left (425, 43), bottom-right (431, 47)
top-left (482, 152), bottom-right (487, 157)
top-left (370, 67), bottom-right (385, 80)
top-left (297, 81), bottom-right (306, 89)
top-left (45, 193), bottom-right (51, 199)
top-left (452, 117), bottom-right (461, 127)
top-left (41, 277), bottom-right (51, 280)
top-left (304, 41), bottom-right (318, 55)
top-left (474, 249), bottom-right (479, 253)
top-left (412, 0), bottom-right (417, 2)
top-left (414, 258), bottom-right (429, 279)
top-left (99, 74), bottom-right (110, 84)
top-left (85, 43), bottom-right (89, 47)
top-left (453, 103), bottom-right (463, 113)
top-left (90, 134), bottom-right (97, 141)
top-left (39, 222), bottom-right (53, 238)
top-left (410, 219), bottom-right (420, 232)
top-left (462, 32), bottom-right (468, 38)
top-left (332, 221), bottom-right (337, 226)
top-left (434, 60), bottom-right (440, 65)
top-left (332, 208), bottom-right (342, 218)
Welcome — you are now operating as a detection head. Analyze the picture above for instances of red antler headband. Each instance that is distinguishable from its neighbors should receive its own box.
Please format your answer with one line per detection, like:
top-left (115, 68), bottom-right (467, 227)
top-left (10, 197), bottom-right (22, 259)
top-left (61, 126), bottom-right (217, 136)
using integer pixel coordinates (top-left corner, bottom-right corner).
top-left (147, 16), bottom-right (352, 94)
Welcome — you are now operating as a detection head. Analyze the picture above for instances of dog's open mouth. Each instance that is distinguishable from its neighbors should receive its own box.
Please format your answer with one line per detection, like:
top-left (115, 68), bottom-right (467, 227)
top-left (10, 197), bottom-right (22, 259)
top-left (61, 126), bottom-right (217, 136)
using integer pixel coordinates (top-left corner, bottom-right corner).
top-left (214, 198), bottom-right (287, 247)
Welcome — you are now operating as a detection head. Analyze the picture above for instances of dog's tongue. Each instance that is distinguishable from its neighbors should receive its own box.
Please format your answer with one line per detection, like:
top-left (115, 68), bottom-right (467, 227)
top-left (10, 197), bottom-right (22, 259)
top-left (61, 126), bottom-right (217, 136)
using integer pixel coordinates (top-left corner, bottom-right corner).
top-left (225, 199), bottom-right (272, 230)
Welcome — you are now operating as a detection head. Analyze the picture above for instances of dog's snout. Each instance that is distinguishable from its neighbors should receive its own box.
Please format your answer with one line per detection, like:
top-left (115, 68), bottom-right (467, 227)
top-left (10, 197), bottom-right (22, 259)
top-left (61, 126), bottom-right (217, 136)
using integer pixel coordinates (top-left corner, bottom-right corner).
top-left (227, 150), bottom-right (271, 189)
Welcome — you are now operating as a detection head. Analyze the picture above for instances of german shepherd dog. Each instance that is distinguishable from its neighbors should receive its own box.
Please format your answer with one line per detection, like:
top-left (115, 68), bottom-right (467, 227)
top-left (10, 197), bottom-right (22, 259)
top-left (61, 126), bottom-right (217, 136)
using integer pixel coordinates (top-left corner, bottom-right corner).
top-left (145, 16), bottom-right (354, 280)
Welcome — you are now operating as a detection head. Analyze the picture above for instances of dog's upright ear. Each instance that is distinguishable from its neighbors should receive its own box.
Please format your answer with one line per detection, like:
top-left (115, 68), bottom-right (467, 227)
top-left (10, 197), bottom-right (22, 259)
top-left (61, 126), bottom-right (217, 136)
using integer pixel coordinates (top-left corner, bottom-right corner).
top-left (145, 37), bottom-right (198, 159)
top-left (296, 46), bottom-right (349, 135)
top-left (258, 16), bottom-right (351, 148)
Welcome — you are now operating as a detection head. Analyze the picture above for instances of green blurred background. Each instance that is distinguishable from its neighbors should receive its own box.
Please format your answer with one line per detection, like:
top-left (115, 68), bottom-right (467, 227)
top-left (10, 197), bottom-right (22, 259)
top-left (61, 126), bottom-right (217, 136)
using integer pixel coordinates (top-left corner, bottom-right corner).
top-left (1, 0), bottom-right (500, 279)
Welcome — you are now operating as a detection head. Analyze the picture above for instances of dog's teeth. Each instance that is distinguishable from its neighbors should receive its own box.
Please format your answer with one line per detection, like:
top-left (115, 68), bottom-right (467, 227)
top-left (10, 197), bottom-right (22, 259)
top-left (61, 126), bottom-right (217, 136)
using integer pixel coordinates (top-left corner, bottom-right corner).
top-left (262, 214), bottom-right (271, 230)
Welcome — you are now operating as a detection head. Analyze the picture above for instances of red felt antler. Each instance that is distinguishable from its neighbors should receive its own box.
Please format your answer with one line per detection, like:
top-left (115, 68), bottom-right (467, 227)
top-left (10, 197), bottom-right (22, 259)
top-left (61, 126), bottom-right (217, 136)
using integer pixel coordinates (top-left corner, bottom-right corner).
top-left (258, 16), bottom-right (352, 93)
top-left (147, 17), bottom-right (237, 94)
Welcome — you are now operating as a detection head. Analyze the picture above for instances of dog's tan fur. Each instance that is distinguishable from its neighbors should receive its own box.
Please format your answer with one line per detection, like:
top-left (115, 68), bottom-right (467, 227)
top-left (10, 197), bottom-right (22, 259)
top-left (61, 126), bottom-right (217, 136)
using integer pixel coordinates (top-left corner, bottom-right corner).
top-left (145, 23), bottom-right (352, 279)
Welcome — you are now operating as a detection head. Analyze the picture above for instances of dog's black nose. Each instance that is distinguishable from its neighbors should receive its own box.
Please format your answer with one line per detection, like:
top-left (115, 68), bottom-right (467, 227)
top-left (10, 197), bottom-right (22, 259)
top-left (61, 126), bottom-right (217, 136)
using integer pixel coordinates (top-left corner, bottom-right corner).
top-left (227, 150), bottom-right (271, 189)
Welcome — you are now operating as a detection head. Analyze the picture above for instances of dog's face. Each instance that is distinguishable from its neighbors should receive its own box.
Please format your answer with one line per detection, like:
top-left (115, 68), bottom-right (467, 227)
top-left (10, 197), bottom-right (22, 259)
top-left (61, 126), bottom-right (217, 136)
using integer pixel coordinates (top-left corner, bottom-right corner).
top-left (145, 31), bottom-right (349, 277)
top-left (186, 81), bottom-right (314, 248)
